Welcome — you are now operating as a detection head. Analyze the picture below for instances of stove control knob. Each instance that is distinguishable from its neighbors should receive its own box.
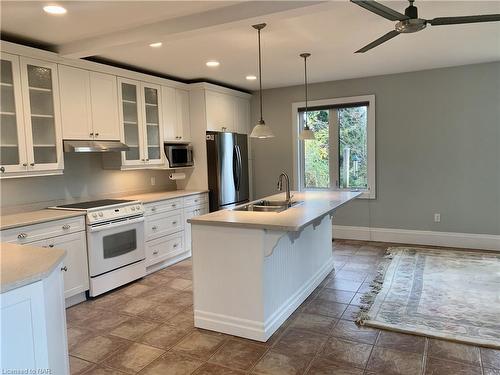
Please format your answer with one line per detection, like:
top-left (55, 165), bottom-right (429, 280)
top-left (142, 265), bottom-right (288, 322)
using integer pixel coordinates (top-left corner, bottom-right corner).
top-left (98, 212), bottom-right (104, 217)
top-left (131, 206), bottom-right (136, 211)
top-left (92, 213), bottom-right (98, 218)
top-left (136, 205), bottom-right (141, 210)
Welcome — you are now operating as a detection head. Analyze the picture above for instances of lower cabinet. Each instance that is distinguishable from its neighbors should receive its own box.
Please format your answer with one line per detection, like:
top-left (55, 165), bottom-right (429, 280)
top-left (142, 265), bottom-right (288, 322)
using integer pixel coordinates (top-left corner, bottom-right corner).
top-left (30, 231), bottom-right (89, 299)
top-left (144, 193), bottom-right (208, 269)
top-left (0, 262), bottom-right (69, 374)
top-left (1, 217), bottom-right (89, 301)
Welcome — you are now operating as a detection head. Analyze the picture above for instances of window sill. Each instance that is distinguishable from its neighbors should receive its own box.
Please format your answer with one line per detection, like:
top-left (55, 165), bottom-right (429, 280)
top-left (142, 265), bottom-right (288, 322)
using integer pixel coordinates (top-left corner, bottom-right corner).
top-left (301, 188), bottom-right (375, 199)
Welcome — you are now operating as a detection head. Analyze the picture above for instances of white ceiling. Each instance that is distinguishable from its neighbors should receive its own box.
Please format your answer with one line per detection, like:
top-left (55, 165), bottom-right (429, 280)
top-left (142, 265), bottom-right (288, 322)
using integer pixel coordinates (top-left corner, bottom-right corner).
top-left (2, 1), bottom-right (499, 90)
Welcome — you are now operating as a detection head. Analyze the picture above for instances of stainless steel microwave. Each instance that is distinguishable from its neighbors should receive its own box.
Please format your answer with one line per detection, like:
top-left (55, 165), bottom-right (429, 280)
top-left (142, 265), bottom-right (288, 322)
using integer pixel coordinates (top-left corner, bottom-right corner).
top-left (164, 143), bottom-right (194, 168)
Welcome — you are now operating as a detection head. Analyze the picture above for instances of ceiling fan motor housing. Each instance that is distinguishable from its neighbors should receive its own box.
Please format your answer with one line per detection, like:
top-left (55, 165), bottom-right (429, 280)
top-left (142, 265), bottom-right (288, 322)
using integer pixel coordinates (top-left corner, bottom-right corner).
top-left (396, 19), bottom-right (427, 33)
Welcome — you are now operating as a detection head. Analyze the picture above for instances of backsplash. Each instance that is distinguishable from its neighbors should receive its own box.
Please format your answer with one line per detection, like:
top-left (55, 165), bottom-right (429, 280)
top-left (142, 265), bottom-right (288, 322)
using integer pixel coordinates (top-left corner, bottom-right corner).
top-left (0, 153), bottom-right (177, 213)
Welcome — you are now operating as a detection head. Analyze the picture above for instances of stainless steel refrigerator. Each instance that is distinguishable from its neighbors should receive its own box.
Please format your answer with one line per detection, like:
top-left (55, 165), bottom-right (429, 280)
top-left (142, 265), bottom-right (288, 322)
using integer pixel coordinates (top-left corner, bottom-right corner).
top-left (206, 131), bottom-right (249, 212)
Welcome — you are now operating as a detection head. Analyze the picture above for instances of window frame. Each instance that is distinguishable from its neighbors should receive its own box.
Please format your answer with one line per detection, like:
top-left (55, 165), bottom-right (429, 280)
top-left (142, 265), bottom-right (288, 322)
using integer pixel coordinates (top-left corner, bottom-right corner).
top-left (292, 95), bottom-right (376, 199)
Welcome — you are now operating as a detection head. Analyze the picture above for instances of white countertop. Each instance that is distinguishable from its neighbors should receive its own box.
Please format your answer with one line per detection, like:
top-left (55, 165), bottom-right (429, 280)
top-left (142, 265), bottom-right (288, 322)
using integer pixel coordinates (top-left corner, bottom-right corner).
top-left (1, 242), bottom-right (66, 293)
top-left (0, 190), bottom-right (208, 230)
top-left (188, 190), bottom-right (362, 232)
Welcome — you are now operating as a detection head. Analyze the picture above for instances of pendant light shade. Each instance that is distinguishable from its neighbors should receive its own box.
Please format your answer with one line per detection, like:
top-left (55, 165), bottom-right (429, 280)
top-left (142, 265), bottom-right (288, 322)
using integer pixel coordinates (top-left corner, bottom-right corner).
top-left (250, 23), bottom-right (274, 139)
top-left (299, 53), bottom-right (315, 141)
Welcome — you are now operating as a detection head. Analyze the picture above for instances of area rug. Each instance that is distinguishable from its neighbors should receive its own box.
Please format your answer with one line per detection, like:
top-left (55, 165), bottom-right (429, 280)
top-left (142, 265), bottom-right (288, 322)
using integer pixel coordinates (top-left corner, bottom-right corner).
top-left (356, 247), bottom-right (500, 348)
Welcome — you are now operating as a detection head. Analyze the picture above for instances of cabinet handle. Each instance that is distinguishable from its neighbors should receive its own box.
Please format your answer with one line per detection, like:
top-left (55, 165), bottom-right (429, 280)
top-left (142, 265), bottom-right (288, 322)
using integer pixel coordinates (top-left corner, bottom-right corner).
top-left (194, 199), bottom-right (198, 203)
top-left (152, 226), bottom-right (158, 230)
top-left (151, 207), bottom-right (157, 212)
top-left (172, 221), bottom-right (177, 225)
top-left (22, 163), bottom-right (28, 167)
top-left (222, 127), bottom-right (227, 131)
top-left (173, 243), bottom-right (178, 248)
top-left (62, 224), bottom-right (71, 230)
top-left (146, 158), bottom-right (149, 162)
top-left (48, 244), bottom-right (54, 248)
top-left (95, 133), bottom-right (99, 137)
top-left (0, 167), bottom-right (4, 173)
top-left (172, 204), bottom-right (177, 208)
top-left (90, 132), bottom-right (94, 136)
top-left (153, 250), bottom-right (159, 255)
top-left (17, 232), bottom-right (28, 239)
top-left (61, 266), bottom-right (68, 272)
top-left (30, 163), bottom-right (35, 167)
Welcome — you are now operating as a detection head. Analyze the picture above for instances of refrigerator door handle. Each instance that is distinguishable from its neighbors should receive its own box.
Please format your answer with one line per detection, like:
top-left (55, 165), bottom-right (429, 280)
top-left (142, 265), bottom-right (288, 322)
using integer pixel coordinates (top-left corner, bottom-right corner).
top-left (235, 145), bottom-right (242, 192)
top-left (233, 145), bottom-right (239, 191)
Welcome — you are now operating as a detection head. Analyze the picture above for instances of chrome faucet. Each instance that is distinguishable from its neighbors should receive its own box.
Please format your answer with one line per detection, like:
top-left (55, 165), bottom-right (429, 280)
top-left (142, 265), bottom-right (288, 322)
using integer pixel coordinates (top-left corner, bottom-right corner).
top-left (277, 172), bottom-right (291, 204)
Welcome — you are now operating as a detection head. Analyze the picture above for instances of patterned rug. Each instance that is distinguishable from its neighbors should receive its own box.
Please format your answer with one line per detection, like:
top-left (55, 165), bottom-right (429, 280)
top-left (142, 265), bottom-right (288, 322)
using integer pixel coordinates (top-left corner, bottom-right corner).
top-left (357, 247), bottom-right (500, 348)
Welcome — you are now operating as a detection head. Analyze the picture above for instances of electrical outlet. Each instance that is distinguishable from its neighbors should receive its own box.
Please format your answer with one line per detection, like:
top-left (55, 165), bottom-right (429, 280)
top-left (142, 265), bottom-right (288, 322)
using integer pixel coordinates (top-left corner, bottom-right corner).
top-left (434, 213), bottom-right (441, 223)
top-left (150, 176), bottom-right (156, 186)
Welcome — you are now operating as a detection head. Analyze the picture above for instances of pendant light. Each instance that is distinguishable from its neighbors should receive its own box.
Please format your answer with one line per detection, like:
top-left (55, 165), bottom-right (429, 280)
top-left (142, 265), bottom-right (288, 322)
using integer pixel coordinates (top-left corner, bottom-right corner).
top-left (250, 23), bottom-right (274, 139)
top-left (299, 53), bottom-right (315, 141)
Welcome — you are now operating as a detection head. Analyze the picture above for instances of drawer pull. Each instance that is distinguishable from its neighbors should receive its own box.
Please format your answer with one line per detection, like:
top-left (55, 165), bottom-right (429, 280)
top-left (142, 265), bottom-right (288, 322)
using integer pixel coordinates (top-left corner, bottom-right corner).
top-left (173, 243), bottom-right (178, 248)
top-left (152, 226), bottom-right (158, 231)
top-left (151, 207), bottom-right (157, 212)
top-left (172, 204), bottom-right (177, 208)
top-left (62, 224), bottom-right (71, 230)
top-left (194, 199), bottom-right (198, 203)
top-left (48, 244), bottom-right (54, 248)
top-left (17, 232), bottom-right (28, 239)
top-left (172, 221), bottom-right (177, 225)
top-left (61, 266), bottom-right (68, 272)
top-left (153, 250), bottom-right (159, 255)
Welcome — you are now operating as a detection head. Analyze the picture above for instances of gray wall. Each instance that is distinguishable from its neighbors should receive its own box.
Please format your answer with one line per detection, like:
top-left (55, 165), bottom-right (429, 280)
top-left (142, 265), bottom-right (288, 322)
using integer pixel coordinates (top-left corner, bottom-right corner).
top-left (1, 153), bottom-right (176, 212)
top-left (250, 62), bottom-right (500, 235)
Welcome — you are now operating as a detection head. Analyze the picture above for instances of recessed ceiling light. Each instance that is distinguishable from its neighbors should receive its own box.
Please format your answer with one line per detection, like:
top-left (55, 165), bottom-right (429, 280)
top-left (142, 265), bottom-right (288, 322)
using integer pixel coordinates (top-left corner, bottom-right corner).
top-left (246, 75), bottom-right (257, 81)
top-left (206, 60), bottom-right (220, 67)
top-left (149, 42), bottom-right (162, 48)
top-left (43, 5), bottom-right (67, 14)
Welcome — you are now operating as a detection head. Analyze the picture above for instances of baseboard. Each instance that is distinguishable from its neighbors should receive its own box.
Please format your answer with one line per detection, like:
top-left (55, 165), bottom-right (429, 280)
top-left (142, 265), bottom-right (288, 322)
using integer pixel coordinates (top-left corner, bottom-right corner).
top-left (332, 225), bottom-right (500, 251)
top-left (194, 257), bottom-right (334, 342)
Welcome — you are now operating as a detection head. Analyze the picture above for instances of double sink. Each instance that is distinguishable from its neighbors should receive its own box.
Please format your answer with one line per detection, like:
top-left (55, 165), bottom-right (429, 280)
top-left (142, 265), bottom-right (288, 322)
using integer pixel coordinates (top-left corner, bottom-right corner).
top-left (233, 199), bottom-right (303, 213)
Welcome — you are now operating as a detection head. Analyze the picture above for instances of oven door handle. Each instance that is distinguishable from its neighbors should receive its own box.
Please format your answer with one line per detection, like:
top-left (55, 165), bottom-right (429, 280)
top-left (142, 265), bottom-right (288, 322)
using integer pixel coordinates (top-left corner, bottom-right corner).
top-left (88, 216), bottom-right (145, 233)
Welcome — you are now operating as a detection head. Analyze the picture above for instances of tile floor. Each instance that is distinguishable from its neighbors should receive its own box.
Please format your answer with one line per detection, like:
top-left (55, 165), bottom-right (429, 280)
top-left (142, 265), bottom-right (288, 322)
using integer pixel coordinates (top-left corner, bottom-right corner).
top-left (67, 240), bottom-right (499, 375)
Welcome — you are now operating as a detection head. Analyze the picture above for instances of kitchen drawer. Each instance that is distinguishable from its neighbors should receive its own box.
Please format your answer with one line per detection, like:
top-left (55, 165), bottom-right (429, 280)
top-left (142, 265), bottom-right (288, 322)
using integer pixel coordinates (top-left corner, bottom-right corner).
top-left (145, 232), bottom-right (184, 267)
top-left (144, 198), bottom-right (183, 216)
top-left (183, 193), bottom-right (208, 208)
top-left (0, 216), bottom-right (86, 245)
top-left (145, 209), bottom-right (183, 241)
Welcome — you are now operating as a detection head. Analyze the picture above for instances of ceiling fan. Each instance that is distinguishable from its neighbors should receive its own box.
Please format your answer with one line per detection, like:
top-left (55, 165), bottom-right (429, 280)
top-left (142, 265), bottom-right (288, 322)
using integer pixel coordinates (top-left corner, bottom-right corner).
top-left (352, 0), bottom-right (500, 53)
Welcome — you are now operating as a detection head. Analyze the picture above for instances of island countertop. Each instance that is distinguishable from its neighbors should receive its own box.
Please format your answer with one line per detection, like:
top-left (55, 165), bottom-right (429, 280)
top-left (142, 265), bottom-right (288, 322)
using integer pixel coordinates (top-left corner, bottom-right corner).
top-left (1, 242), bottom-right (66, 293)
top-left (188, 190), bottom-right (362, 232)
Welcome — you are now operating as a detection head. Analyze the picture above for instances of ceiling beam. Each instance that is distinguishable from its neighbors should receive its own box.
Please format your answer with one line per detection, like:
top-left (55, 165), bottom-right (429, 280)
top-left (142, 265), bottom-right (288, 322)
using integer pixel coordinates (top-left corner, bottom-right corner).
top-left (58, 1), bottom-right (328, 59)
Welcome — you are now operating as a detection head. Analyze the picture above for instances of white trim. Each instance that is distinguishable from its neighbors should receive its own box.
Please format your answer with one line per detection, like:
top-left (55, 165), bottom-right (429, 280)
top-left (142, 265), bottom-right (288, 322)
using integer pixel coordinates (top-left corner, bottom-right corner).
top-left (292, 95), bottom-right (376, 199)
top-left (332, 225), bottom-right (500, 251)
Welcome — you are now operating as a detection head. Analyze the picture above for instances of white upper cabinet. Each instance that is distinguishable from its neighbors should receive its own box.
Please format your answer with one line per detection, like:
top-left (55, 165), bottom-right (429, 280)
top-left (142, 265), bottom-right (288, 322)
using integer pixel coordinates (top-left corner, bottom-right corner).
top-left (1, 55), bottom-right (63, 178)
top-left (162, 86), bottom-right (191, 142)
top-left (59, 65), bottom-right (120, 140)
top-left (118, 78), bottom-right (163, 167)
top-left (206, 90), bottom-right (235, 132)
top-left (0, 53), bottom-right (28, 174)
top-left (234, 96), bottom-right (250, 134)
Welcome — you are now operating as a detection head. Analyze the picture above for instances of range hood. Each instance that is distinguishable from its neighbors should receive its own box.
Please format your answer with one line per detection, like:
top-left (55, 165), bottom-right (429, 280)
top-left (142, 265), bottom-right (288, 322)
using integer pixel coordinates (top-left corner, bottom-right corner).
top-left (63, 140), bottom-right (129, 153)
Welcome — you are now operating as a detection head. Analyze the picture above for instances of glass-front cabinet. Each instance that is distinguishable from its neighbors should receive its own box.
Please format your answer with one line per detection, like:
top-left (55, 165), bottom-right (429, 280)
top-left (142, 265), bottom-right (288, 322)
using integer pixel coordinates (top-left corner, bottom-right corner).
top-left (118, 78), bottom-right (163, 168)
top-left (0, 53), bottom-right (27, 174)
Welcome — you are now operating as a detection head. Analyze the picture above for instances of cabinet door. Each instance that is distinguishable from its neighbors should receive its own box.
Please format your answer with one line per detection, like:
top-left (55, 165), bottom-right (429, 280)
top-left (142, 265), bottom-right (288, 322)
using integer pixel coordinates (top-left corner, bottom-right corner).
top-left (30, 231), bottom-right (89, 299)
top-left (162, 86), bottom-right (177, 141)
top-left (90, 72), bottom-right (120, 141)
top-left (118, 78), bottom-right (145, 166)
top-left (58, 65), bottom-right (93, 140)
top-left (206, 90), bottom-right (234, 132)
top-left (184, 203), bottom-right (209, 252)
top-left (141, 83), bottom-right (163, 165)
top-left (19, 57), bottom-right (63, 172)
top-left (175, 89), bottom-right (191, 141)
top-left (234, 97), bottom-right (250, 134)
top-left (0, 53), bottom-right (28, 174)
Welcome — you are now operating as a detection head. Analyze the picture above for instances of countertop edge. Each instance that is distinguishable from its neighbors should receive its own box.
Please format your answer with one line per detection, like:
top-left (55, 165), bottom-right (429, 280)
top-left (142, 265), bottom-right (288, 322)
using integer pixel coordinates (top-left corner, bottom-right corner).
top-left (125, 190), bottom-right (209, 204)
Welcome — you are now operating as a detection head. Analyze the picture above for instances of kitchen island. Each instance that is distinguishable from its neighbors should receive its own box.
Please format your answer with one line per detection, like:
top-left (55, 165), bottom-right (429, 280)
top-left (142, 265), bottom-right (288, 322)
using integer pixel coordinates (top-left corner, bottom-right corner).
top-left (188, 190), bottom-right (361, 341)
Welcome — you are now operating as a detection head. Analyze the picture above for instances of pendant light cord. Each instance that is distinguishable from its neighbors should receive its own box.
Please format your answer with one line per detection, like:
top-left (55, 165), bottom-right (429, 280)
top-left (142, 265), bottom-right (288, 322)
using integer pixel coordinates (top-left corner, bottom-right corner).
top-left (304, 55), bottom-right (308, 129)
top-left (258, 27), bottom-right (263, 123)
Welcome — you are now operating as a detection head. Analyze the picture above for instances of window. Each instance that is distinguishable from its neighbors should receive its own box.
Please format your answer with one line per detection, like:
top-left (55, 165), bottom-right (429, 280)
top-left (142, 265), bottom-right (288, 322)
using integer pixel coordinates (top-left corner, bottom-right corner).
top-left (293, 95), bottom-right (375, 198)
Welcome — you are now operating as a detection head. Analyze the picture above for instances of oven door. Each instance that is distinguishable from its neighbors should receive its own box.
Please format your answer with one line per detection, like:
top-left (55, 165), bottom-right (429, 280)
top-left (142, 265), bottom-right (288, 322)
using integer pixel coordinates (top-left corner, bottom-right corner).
top-left (87, 216), bottom-right (145, 277)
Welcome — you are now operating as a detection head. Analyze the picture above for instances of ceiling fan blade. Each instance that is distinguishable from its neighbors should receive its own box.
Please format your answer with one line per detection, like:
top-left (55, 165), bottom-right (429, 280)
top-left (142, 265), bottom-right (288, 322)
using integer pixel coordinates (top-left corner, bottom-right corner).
top-left (355, 30), bottom-right (400, 53)
top-left (351, 0), bottom-right (409, 21)
top-left (428, 14), bottom-right (500, 26)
